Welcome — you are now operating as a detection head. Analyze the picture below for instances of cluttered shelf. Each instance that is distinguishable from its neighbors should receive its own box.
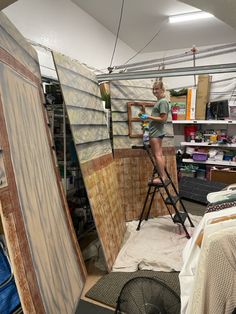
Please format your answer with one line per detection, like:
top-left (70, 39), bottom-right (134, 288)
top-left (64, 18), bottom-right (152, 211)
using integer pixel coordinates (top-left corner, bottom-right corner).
top-left (180, 142), bottom-right (236, 148)
top-left (173, 120), bottom-right (236, 124)
top-left (182, 158), bottom-right (236, 167)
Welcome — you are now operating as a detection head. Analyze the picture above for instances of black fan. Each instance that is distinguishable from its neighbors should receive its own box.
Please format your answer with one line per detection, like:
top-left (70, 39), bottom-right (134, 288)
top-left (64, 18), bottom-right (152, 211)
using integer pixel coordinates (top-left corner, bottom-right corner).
top-left (115, 277), bottom-right (180, 314)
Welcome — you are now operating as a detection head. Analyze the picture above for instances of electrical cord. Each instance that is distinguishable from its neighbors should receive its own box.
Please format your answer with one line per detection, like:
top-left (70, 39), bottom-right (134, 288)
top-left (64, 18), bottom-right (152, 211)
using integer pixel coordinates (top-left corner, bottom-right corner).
top-left (109, 0), bottom-right (125, 71)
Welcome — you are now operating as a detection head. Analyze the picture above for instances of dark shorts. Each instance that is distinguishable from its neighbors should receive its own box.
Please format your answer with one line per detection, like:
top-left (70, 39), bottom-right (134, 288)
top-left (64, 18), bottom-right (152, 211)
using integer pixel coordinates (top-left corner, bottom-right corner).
top-left (150, 134), bottom-right (165, 139)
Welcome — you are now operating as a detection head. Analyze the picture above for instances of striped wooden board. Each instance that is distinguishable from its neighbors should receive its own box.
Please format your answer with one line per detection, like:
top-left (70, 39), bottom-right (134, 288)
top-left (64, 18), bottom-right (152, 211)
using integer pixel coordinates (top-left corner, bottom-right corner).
top-left (110, 80), bottom-right (174, 149)
top-left (53, 52), bottom-right (126, 271)
top-left (0, 13), bottom-right (86, 314)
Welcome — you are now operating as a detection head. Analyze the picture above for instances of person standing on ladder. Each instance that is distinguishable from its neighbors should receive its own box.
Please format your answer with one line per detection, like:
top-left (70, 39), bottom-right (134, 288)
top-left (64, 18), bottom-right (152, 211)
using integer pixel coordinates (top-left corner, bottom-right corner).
top-left (140, 80), bottom-right (170, 184)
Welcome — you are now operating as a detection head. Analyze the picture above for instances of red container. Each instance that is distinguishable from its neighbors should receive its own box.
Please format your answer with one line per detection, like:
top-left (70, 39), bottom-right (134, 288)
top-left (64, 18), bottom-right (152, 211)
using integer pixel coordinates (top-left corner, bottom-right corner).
top-left (184, 125), bottom-right (198, 137)
top-left (171, 106), bottom-right (179, 120)
top-left (184, 125), bottom-right (198, 141)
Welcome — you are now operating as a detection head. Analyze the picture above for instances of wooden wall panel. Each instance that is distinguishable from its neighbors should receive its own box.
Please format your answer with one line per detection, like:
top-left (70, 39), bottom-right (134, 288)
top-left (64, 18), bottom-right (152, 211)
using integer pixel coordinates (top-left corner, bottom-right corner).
top-left (111, 80), bottom-right (155, 100)
top-left (58, 68), bottom-right (100, 96)
top-left (110, 79), bottom-right (177, 221)
top-left (112, 111), bottom-right (128, 122)
top-left (114, 148), bottom-right (178, 221)
top-left (53, 52), bottom-right (111, 163)
top-left (53, 52), bottom-right (126, 271)
top-left (82, 157), bottom-right (126, 269)
top-left (113, 122), bottom-right (129, 136)
top-left (69, 107), bottom-right (106, 125)
top-left (72, 125), bottom-right (110, 144)
top-left (74, 140), bottom-right (112, 164)
top-left (110, 80), bottom-right (174, 149)
top-left (59, 87), bottom-right (101, 109)
top-left (0, 13), bottom-right (41, 79)
top-left (0, 13), bottom-right (86, 314)
top-left (112, 136), bottom-right (143, 149)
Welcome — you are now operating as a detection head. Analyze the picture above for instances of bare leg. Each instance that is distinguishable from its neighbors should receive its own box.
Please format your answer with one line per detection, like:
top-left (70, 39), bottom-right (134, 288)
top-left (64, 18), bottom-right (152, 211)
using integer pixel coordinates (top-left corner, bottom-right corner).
top-left (150, 138), bottom-right (167, 182)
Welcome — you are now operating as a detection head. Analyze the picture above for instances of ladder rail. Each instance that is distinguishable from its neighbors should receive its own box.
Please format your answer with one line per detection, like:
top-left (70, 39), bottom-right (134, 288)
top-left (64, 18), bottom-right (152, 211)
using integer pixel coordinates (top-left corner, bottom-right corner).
top-left (165, 168), bottom-right (194, 227)
top-left (145, 186), bottom-right (157, 221)
top-left (158, 188), bottom-right (174, 219)
top-left (137, 185), bottom-right (152, 230)
top-left (133, 144), bottom-right (194, 238)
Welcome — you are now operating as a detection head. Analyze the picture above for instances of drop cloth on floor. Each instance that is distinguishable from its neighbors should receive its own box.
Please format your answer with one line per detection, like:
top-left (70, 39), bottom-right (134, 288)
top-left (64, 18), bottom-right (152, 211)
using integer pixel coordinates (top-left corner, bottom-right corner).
top-left (112, 214), bottom-right (202, 272)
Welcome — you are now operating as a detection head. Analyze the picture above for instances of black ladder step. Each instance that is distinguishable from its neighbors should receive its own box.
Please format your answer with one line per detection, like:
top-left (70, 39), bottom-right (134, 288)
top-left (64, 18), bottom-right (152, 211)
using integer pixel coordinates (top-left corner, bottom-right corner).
top-left (173, 212), bottom-right (188, 224)
top-left (148, 179), bottom-right (171, 187)
top-left (165, 195), bottom-right (180, 205)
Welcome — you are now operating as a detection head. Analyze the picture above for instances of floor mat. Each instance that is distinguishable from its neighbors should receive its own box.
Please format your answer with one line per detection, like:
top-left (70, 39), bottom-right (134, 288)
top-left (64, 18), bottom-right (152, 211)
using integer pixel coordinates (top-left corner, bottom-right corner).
top-left (179, 177), bottom-right (227, 204)
top-left (76, 299), bottom-right (113, 313)
top-left (85, 270), bottom-right (180, 308)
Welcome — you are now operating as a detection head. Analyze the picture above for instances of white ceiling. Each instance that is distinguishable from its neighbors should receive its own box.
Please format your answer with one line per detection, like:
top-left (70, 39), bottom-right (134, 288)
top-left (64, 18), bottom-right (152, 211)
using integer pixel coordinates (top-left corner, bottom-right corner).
top-left (72, 0), bottom-right (236, 53)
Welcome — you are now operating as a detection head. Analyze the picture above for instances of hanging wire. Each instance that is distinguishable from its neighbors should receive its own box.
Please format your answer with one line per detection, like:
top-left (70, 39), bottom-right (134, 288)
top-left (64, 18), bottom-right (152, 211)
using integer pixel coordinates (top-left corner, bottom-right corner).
top-left (109, 0), bottom-right (125, 70)
top-left (123, 19), bottom-right (168, 66)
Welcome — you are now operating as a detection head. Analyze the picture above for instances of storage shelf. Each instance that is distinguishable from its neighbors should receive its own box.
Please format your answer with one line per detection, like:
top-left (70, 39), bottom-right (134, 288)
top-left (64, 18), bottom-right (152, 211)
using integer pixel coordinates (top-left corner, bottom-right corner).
top-left (180, 142), bottom-right (236, 148)
top-left (173, 120), bottom-right (236, 124)
top-left (182, 158), bottom-right (236, 167)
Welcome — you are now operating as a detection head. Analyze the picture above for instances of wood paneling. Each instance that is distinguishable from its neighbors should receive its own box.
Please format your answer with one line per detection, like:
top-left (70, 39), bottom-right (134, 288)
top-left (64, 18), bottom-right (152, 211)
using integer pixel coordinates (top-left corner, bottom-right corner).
top-left (72, 125), bottom-right (110, 144)
top-left (59, 87), bottom-right (101, 110)
top-left (114, 148), bottom-right (178, 221)
top-left (82, 155), bottom-right (126, 269)
top-left (110, 79), bottom-right (174, 149)
top-left (111, 79), bottom-right (155, 100)
top-left (75, 140), bottom-right (112, 164)
top-left (110, 80), bottom-right (176, 221)
top-left (53, 52), bottom-right (126, 271)
top-left (68, 106), bottom-right (106, 125)
top-left (0, 13), bottom-right (86, 314)
top-left (0, 13), bottom-right (41, 79)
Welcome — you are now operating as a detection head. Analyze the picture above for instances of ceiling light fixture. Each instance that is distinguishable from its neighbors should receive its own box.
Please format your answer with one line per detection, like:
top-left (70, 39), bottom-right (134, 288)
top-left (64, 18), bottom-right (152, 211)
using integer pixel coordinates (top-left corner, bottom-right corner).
top-left (169, 11), bottom-right (214, 24)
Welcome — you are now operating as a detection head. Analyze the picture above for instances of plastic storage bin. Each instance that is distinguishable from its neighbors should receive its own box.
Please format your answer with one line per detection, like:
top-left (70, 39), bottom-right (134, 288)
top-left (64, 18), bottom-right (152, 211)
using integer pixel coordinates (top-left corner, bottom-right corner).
top-left (192, 152), bottom-right (208, 161)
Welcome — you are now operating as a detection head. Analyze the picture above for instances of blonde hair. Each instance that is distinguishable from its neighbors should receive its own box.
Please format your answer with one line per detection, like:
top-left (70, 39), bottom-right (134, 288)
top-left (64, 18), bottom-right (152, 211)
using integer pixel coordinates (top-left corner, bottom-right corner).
top-left (152, 80), bottom-right (170, 101)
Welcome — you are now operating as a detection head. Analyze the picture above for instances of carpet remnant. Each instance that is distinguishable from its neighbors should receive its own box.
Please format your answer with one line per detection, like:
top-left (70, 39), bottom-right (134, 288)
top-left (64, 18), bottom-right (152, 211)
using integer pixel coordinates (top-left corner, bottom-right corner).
top-left (85, 270), bottom-right (180, 308)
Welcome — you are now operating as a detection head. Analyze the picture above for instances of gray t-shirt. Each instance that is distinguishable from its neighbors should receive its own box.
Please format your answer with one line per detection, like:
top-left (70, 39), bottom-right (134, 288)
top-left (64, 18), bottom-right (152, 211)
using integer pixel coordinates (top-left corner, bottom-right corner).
top-left (149, 98), bottom-right (170, 138)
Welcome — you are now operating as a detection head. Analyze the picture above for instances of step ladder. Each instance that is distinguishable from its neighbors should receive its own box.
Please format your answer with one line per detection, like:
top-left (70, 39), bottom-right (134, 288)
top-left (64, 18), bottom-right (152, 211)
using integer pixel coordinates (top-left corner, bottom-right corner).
top-left (133, 144), bottom-right (194, 239)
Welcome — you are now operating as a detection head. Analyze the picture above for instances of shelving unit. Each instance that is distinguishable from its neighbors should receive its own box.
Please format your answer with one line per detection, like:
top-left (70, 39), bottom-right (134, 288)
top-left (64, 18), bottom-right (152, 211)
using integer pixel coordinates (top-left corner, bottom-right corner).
top-left (181, 142), bottom-right (236, 148)
top-left (182, 158), bottom-right (236, 167)
top-left (173, 117), bottom-right (236, 185)
top-left (173, 120), bottom-right (236, 124)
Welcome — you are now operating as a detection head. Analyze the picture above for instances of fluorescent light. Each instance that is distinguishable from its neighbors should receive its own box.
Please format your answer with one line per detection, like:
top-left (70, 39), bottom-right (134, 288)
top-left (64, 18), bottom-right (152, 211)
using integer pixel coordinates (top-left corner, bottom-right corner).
top-left (169, 11), bottom-right (214, 24)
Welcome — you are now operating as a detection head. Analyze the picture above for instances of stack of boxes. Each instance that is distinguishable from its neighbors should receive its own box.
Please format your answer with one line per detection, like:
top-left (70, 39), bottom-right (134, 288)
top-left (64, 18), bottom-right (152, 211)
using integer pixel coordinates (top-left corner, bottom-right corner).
top-left (171, 75), bottom-right (211, 121)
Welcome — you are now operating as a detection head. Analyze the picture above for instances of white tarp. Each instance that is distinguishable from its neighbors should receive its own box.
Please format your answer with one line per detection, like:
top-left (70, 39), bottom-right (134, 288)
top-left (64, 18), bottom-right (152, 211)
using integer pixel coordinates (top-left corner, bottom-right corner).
top-left (112, 214), bottom-right (201, 272)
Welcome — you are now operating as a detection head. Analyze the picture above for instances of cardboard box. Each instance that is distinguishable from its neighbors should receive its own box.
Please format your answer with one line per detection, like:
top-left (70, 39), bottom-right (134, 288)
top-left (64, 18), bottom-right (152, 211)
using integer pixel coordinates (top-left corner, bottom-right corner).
top-left (195, 75), bottom-right (211, 120)
top-left (210, 169), bottom-right (236, 185)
